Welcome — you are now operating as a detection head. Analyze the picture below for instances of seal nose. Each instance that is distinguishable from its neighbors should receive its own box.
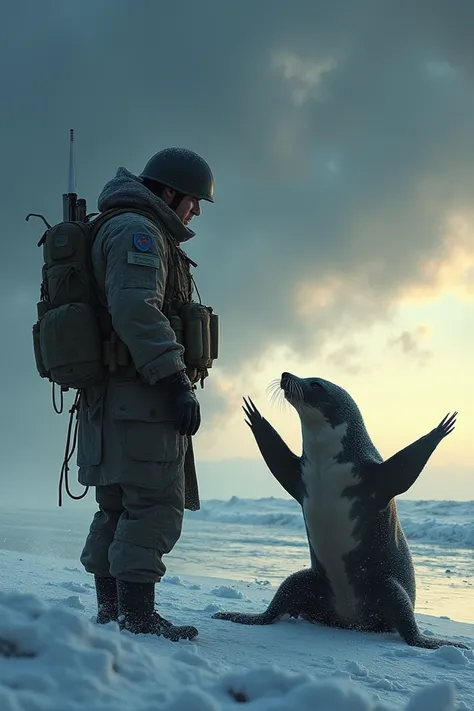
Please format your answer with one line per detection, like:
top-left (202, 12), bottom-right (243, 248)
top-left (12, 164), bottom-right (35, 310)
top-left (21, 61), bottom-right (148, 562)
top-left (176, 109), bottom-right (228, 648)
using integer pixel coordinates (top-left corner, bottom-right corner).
top-left (281, 372), bottom-right (292, 387)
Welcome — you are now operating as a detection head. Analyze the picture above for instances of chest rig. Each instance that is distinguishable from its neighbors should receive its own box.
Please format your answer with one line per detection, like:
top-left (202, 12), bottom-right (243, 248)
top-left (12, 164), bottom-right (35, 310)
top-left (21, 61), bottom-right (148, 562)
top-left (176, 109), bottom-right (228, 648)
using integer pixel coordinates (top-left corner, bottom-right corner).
top-left (161, 232), bottom-right (218, 387)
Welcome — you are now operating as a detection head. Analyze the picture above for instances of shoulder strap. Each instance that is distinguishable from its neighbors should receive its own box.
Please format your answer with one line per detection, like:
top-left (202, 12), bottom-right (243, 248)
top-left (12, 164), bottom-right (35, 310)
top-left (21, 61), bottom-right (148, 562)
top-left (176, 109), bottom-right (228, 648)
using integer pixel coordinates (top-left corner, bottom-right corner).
top-left (88, 206), bottom-right (165, 241)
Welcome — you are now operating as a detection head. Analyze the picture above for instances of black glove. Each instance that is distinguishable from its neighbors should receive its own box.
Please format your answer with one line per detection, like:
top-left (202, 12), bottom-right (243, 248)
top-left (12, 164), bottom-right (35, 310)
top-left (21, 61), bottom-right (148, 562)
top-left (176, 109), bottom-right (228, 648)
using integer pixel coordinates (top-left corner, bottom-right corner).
top-left (159, 370), bottom-right (201, 437)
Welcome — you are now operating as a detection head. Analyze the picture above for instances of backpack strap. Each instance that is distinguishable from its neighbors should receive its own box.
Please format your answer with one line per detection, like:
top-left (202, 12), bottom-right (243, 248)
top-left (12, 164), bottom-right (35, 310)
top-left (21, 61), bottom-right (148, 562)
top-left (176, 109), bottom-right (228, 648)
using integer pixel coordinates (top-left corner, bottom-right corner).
top-left (88, 206), bottom-right (165, 241)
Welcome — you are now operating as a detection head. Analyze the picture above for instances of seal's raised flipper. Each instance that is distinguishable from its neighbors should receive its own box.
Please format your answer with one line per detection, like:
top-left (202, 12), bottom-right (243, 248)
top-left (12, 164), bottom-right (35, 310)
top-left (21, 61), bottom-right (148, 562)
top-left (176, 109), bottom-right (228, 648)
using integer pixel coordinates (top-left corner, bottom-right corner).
top-left (243, 397), bottom-right (304, 503)
top-left (373, 412), bottom-right (457, 502)
top-left (381, 577), bottom-right (468, 649)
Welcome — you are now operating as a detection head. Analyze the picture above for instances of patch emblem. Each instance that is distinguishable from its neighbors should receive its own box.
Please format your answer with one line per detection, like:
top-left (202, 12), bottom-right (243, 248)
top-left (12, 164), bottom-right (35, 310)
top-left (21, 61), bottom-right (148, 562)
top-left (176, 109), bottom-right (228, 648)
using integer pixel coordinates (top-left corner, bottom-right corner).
top-left (133, 233), bottom-right (152, 252)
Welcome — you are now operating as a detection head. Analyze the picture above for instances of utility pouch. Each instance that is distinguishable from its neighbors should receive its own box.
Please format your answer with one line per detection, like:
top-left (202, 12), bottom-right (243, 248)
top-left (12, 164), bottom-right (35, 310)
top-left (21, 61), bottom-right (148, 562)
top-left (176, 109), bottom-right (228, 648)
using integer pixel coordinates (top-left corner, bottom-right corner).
top-left (32, 320), bottom-right (49, 379)
top-left (180, 302), bottom-right (219, 369)
top-left (169, 314), bottom-right (185, 346)
top-left (39, 302), bottom-right (105, 389)
top-left (210, 312), bottom-right (219, 361)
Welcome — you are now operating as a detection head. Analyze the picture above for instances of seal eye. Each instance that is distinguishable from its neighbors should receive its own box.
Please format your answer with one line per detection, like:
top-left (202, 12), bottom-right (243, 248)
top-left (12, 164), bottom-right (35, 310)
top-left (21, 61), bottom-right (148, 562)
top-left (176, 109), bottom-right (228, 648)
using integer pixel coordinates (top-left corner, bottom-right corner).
top-left (310, 381), bottom-right (323, 389)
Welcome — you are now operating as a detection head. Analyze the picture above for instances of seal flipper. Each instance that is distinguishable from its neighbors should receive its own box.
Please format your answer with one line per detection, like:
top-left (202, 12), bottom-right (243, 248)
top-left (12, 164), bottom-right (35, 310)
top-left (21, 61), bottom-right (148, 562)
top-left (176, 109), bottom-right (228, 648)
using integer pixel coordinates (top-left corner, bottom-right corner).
top-left (373, 412), bottom-right (457, 502)
top-left (212, 569), bottom-right (331, 626)
top-left (380, 578), bottom-right (468, 649)
top-left (242, 397), bottom-right (303, 503)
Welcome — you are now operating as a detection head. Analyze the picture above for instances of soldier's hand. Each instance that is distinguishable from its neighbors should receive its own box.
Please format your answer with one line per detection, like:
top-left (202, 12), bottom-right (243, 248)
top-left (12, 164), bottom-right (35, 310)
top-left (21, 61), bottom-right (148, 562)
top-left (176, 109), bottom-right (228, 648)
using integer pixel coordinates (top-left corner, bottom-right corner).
top-left (159, 371), bottom-right (201, 437)
top-left (174, 387), bottom-right (201, 436)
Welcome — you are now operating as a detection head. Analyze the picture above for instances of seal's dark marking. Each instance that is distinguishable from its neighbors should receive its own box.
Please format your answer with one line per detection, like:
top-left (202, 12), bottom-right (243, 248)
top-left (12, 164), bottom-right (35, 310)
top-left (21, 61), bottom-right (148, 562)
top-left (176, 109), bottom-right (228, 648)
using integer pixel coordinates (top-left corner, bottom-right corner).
top-left (213, 372), bottom-right (468, 650)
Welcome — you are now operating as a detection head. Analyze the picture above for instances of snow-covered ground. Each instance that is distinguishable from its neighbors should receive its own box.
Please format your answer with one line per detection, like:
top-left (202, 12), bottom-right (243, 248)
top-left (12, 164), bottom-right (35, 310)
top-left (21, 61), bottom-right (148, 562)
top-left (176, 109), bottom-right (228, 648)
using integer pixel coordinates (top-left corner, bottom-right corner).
top-left (1, 498), bottom-right (472, 622)
top-left (0, 500), bottom-right (472, 710)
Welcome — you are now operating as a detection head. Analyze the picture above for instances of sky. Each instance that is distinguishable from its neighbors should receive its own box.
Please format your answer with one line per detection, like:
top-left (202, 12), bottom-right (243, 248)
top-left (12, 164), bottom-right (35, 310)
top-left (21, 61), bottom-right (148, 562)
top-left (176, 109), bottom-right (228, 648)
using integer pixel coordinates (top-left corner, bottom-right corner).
top-left (1, 0), bottom-right (474, 508)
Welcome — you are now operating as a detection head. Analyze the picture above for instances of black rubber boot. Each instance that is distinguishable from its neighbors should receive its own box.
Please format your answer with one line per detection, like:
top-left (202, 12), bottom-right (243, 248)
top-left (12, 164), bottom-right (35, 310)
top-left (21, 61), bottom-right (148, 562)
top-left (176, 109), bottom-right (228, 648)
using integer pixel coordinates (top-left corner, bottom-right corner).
top-left (94, 575), bottom-right (118, 624)
top-left (117, 580), bottom-right (198, 642)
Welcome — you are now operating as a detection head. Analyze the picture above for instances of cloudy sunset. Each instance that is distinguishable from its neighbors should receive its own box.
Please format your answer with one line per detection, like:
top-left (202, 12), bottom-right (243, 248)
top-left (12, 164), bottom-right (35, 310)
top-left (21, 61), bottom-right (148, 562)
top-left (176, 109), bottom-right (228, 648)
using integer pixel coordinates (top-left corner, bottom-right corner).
top-left (1, 2), bottom-right (473, 709)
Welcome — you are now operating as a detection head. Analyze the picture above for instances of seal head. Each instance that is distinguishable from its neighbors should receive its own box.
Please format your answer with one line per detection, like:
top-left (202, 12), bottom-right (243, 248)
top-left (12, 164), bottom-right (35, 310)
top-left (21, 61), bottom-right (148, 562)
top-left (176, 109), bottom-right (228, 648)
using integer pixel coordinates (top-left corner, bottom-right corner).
top-left (281, 371), bottom-right (360, 423)
top-left (280, 371), bottom-right (380, 470)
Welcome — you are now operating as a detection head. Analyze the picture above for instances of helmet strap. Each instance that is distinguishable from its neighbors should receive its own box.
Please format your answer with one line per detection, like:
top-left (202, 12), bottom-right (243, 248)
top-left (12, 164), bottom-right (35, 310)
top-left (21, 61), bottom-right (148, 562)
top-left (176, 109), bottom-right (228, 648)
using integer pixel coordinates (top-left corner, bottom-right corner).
top-left (170, 191), bottom-right (185, 212)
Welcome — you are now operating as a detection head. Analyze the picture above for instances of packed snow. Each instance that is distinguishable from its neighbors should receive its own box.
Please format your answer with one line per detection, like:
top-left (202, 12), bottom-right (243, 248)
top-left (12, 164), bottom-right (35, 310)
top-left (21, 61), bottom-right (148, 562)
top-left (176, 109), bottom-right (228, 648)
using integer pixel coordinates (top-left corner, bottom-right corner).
top-left (0, 500), bottom-right (472, 710)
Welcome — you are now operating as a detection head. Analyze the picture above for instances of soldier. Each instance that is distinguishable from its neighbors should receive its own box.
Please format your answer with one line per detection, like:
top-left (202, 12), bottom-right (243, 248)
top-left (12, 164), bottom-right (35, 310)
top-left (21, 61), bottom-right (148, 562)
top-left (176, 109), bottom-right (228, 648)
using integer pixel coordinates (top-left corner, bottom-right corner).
top-left (78, 148), bottom-right (215, 641)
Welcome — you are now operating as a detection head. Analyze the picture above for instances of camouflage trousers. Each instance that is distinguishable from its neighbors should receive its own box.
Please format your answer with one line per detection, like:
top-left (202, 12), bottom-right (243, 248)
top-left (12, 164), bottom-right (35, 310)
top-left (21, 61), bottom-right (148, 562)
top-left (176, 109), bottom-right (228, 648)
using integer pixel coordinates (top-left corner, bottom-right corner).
top-left (81, 476), bottom-right (184, 582)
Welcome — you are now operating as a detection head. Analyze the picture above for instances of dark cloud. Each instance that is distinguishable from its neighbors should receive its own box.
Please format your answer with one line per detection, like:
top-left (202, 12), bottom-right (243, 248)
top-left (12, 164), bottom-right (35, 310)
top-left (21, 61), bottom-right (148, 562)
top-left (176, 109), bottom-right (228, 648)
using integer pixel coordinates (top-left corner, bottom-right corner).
top-left (1, 0), bottom-right (474, 502)
top-left (387, 327), bottom-right (433, 366)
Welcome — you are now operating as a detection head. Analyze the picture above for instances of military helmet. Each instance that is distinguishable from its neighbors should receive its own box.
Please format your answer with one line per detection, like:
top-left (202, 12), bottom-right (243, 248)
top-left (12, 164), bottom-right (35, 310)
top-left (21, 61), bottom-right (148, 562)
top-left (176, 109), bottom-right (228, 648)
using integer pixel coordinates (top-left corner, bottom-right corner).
top-left (139, 147), bottom-right (214, 202)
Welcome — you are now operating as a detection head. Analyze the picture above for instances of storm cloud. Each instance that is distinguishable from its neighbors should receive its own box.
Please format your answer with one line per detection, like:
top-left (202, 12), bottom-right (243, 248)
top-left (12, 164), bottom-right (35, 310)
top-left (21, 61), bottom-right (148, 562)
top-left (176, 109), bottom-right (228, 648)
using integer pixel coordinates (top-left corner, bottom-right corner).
top-left (1, 0), bottom-right (474, 503)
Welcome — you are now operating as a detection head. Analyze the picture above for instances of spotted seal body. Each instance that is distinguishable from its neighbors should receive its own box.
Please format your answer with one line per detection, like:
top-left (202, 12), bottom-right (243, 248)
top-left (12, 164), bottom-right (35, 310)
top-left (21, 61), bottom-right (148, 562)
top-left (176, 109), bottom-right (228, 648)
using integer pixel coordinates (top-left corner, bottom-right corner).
top-left (213, 372), bottom-right (467, 650)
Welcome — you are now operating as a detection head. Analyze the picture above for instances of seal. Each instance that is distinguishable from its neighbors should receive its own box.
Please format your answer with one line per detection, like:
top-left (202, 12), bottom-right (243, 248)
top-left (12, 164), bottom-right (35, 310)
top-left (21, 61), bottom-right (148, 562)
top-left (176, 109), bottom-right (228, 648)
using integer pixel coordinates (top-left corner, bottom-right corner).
top-left (213, 372), bottom-right (468, 650)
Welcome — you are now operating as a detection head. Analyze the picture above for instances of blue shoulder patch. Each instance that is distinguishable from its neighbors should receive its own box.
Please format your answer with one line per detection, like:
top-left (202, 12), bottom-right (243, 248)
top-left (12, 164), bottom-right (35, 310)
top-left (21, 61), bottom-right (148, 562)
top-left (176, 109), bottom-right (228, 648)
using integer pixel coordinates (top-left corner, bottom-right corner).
top-left (133, 233), bottom-right (152, 252)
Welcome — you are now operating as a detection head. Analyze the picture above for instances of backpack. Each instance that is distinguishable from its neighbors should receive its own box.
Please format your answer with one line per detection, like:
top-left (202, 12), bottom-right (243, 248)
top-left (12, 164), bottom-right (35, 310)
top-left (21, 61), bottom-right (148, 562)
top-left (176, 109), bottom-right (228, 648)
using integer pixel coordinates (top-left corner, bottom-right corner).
top-left (31, 206), bottom-right (162, 397)
top-left (28, 205), bottom-right (170, 506)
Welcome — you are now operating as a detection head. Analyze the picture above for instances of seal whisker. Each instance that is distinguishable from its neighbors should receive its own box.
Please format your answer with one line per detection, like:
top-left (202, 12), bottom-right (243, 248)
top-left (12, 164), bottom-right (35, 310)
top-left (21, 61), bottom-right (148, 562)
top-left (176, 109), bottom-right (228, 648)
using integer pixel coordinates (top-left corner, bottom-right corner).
top-left (269, 388), bottom-right (287, 412)
top-left (269, 389), bottom-right (284, 406)
top-left (266, 378), bottom-right (281, 395)
top-left (267, 378), bottom-right (288, 412)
